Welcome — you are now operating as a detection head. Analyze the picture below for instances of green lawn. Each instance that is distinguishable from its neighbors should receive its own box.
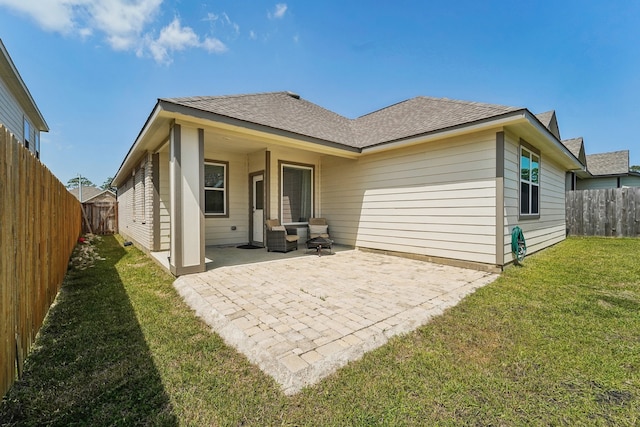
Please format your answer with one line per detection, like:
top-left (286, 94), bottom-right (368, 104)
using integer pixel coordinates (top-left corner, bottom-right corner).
top-left (1, 235), bottom-right (639, 426)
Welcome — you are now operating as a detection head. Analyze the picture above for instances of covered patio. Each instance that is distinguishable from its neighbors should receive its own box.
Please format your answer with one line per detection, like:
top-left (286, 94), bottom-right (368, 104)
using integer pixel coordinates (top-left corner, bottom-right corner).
top-left (172, 248), bottom-right (498, 395)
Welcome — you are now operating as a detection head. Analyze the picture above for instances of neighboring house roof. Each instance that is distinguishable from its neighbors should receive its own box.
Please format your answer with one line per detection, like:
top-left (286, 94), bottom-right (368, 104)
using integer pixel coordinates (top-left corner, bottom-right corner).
top-left (535, 110), bottom-right (561, 140)
top-left (162, 92), bottom-right (522, 149)
top-left (69, 186), bottom-right (115, 203)
top-left (561, 137), bottom-right (583, 159)
top-left (0, 38), bottom-right (48, 132)
top-left (585, 150), bottom-right (630, 176)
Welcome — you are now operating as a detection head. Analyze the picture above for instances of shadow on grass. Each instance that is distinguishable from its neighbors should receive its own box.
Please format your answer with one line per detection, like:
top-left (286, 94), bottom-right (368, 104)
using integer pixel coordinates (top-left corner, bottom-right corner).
top-left (0, 235), bottom-right (177, 426)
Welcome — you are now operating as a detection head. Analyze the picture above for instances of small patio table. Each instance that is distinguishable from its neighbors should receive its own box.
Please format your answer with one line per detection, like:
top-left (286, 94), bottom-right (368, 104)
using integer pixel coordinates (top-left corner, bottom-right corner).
top-left (306, 237), bottom-right (333, 256)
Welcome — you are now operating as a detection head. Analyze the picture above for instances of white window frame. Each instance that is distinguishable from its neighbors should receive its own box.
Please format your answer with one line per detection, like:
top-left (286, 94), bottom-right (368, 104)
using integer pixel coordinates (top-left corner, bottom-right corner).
top-left (519, 144), bottom-right (540, 219)
top-left (204, 160), bottom-right (228, 217)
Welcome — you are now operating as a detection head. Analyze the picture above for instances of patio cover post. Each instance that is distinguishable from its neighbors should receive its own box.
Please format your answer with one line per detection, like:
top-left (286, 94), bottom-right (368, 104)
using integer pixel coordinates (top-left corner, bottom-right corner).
top-left (169, 123), bottom-right (205, 275)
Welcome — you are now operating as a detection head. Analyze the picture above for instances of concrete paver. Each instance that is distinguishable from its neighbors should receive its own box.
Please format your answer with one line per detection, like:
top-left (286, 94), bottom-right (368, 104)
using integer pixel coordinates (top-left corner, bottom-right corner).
top-left (173, 249), bottom-right (497, 395)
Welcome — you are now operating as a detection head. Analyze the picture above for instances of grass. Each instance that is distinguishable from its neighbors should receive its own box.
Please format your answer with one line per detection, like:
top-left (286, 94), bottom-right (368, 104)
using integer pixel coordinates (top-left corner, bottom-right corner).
top-left (1, 235), bottom-right (639, 426)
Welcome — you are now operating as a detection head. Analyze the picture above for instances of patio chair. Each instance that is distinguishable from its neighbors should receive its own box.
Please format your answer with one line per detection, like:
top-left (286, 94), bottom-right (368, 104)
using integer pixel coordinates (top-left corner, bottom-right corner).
top-left (265, 219), bottom-right (299, 252)
top-left (308, 218), bottom-right (330, 239)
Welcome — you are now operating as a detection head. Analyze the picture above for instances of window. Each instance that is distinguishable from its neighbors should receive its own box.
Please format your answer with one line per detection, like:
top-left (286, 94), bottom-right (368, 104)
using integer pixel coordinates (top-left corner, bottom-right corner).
top-left (23, 118), bottom-right (30, 149)
top-left (204, 161), bottom-right (228, 216)
top-left (281, 163), bottom-right (313, 224)
top-left (35, 132), bottom-right (40, 158)
top-left (133, 165), bottom-right (146, 221)
top-left (520, 145), bottom-right (540, 217)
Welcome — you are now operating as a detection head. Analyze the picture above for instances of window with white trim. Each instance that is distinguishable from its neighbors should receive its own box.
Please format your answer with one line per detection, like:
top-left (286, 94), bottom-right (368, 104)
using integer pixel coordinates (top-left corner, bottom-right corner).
top-left (520, 145), bottom-right (540, 217)
top-left (280, 163), bottom-right (313, 224)
top-left (204, 161), bottom-right (228, 216)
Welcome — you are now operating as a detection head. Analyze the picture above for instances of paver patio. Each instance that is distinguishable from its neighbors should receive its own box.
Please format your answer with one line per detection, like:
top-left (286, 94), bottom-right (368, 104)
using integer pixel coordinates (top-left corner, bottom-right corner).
top-left (173, 249), bottom-right (498, 395)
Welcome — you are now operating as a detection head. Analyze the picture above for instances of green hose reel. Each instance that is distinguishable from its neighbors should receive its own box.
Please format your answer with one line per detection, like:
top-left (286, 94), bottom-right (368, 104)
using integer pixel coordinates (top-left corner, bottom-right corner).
top-left (511, 226), bottom-right (527, 263)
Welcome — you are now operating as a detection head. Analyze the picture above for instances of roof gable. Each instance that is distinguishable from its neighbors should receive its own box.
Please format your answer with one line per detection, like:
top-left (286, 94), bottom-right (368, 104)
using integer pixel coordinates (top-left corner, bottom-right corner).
top-left (561, 137), bottom-right (586, 165)
top-left (535, 110), bottom-right (560, 140)
top-left (586, 150), bottom-right (629, 176)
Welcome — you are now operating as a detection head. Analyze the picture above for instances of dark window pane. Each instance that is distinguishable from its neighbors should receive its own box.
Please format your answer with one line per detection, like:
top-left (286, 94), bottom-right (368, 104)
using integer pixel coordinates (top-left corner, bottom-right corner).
top-left (205, 189), bottom-right (224, 214)
top-left (282, 166), bottom-right (312, 223)
top-left (531, 185), bottom-right (539, 214)
top-left (255, 180), bottom-right (264, 210)
top-left (521, 182), bottom-right (530, 214)
top-left (205, 164), bottom-right (225, 188)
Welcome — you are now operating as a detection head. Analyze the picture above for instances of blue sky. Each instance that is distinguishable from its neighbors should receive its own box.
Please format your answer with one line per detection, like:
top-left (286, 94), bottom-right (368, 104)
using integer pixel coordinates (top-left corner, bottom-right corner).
top-left (1, 0), bottom-right (639, 186)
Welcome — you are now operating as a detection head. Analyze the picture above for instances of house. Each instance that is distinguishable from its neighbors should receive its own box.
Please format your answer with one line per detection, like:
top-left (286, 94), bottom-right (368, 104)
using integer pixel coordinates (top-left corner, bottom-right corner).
top-left (112, 92), bottom-right (583, 275)
top-left (561, 137), bottom-right (590, 190)
top-left (0, 38), bottom-right (48, 158)
top-left (69, 186), bottom-right (117, 204)
top-left (577, 150), bottom-right (640, 189)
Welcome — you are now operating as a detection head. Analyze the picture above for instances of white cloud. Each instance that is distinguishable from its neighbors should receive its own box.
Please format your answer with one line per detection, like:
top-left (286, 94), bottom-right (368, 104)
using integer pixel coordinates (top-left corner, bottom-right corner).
top-left (204, 11), bottom-right (239, 35)
top-left (146, 17), bottom-right (227, 64)
top-left (0, 0), bottom-right (80, 32)
top-left (268, 3), bottom-right (287, 19)
top-left (249, 30), bottom-right (257, 40)
top-left (0, 0), bottom-right (229, 64)
top-left (88, 0), bottom-right (162, 50)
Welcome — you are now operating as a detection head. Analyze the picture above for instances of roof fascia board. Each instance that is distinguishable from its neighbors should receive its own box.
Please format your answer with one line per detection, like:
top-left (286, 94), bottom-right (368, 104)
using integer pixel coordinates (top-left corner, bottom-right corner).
top-left (0, 39), bottom-right (49, 131)
top-left (361, 110), bottom-right (528, 154)
top-left (161, 99), bottom-right (360, 155)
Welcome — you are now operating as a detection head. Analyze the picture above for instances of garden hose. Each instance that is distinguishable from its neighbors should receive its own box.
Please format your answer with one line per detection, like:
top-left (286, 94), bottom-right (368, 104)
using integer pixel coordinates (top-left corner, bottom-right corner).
top-left (511, 226), bottom-right (527, 263)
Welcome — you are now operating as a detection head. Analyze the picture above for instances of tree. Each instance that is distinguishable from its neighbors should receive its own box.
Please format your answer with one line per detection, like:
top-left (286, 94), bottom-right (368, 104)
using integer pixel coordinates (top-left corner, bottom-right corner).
top-left (630, 165), bottom-right (640, 172)
top-left (101, 177), bottom-right (116, 192)
top-left (66, 176), bottom-right (94, 189)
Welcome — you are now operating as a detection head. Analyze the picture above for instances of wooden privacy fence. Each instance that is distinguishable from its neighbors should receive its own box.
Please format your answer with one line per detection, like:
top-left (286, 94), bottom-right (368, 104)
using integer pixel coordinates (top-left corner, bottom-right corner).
top-left (566, 188), bottom-right (640, 237)
top-left (0, 124), bottom-right (82, 399)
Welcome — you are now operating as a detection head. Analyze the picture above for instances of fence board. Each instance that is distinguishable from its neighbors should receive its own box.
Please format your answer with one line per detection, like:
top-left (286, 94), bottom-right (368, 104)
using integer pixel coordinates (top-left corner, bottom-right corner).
top-left (566, 188), bottom-right (640, 237)
top-left (0, 124), bottom-right (81, 399)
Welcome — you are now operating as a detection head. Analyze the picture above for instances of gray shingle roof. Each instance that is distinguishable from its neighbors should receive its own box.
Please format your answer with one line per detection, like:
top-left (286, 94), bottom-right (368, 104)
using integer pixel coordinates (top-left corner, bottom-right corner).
top-left (162, 92), bottom-right (523, 149)
top-left (586, 150), bottom-right (629, 175)
top-left (561, 137), bottom-right (583, 159)
top-left (535, 110), bottom-right (560, 140)
top-left (69, 186), bottom-right (114, 202)
top-left (163, 92), bottom-right (355, 145)
top-left (352, 96), bottom-right (522, 147)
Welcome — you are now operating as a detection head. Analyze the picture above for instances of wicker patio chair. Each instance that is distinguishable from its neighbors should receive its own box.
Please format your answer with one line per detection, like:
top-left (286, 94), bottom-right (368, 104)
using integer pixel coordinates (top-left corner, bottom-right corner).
top-left (265, 219), bottom-right (299, 252)
top-left (308, 218), bottom-right (330, 239)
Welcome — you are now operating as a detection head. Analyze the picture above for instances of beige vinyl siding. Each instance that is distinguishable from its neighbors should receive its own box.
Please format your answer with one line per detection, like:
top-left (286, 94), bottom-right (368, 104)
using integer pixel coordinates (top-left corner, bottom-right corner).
top-left (502, 132), bottom-right (567, 264)
top-left (158, 149), bottom-right (170, 250)
top-left (117, 153), bottom-right (154, 250)
top-left (203, 150), bottom-right (248, 246)
top-left (322, 131), bottom-right (498, 265)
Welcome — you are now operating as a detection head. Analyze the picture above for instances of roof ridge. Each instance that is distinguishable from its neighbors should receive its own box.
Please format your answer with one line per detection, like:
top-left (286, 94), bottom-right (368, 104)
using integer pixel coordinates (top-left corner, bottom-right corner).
top-left (162, 91), bottom-right (295, 102)
top-left (357, 95), bottom-right (519, 119)
top-left (587, 149), bottom-right (629, 156)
